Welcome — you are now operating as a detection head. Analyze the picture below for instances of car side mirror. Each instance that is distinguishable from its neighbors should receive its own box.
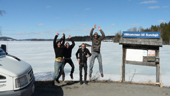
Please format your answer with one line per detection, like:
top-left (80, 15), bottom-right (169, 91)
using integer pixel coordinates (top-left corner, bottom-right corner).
top-left (1, 44), bottom-right (7, 54)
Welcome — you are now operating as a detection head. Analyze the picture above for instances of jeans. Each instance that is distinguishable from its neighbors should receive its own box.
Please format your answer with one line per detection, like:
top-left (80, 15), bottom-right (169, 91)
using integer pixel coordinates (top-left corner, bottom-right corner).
top-left (62, 58), bottom-right (75, 76)
top-left (89, 52), bottom-right (103, 74)
top-left (53, 61), bottom-right (64, 80)
top-left (79, 62), bottom-right (87, 82)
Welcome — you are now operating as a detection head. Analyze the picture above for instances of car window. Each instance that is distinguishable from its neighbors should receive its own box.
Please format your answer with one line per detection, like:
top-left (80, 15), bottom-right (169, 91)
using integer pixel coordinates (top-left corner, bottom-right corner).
top-left (0, 75), bottom-right (6, 79)
top-left (0, 48), bottom-right (6, 56)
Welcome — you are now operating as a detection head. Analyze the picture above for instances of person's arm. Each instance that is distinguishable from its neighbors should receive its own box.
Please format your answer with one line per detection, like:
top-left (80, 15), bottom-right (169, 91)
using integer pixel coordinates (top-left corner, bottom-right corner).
top-left (61, 33), bottom-right (65, 46)
top-left (76, 49), bottom-right (80, 63)
top-left (76, 49), bottom-right (79, 59)
top-left (87, 49), bottom-right (91, 57)
top-left (69, 35), bottom-right (75, 48)
top-left (90, 24), bottom-right (96, 40)
top-left (53, 33), bottom-right (59, 49)
top-left (58, 33), bottom-right (64, 43)
top-left (98, 26), bottom-right (105, 40)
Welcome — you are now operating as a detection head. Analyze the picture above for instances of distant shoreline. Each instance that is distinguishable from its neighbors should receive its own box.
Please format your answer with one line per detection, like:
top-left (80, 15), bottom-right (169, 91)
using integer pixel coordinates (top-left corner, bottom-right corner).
top-left (0, 36), bottom-right (114, 42)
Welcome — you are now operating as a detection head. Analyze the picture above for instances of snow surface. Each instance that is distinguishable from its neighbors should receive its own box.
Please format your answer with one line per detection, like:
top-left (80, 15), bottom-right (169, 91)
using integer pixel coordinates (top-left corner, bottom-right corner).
top-left (0, 41), bottom-right (170, 86)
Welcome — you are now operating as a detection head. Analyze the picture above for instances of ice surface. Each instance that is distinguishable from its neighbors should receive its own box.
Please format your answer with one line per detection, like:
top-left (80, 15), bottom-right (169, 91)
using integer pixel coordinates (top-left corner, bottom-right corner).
top-left (0, 41), bottom-right (170, 86)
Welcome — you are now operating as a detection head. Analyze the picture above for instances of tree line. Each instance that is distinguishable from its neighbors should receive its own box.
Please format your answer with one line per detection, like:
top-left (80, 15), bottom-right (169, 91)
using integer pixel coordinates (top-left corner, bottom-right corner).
top-left (0, 35), bottom-right (115, 41)
top-left (69, 36), bottom-right (114, 41)
top-left (114, 22), bottom-right (170, 45)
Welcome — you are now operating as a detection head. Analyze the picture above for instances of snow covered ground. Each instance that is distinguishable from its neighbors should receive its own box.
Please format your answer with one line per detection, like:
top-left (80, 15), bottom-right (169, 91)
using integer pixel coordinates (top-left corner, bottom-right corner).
top-left (0, 41), bottom-right (170, 86)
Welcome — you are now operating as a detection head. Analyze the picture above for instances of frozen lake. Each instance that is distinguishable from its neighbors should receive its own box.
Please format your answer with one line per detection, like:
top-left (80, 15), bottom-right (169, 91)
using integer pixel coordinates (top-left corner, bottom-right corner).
top-left (0, 41), bottom-right (170, 86)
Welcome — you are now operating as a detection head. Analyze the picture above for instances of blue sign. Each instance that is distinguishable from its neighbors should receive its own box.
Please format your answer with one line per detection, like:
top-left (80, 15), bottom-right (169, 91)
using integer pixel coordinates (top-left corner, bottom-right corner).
top-left (123, 31), bottom-right (160, 39)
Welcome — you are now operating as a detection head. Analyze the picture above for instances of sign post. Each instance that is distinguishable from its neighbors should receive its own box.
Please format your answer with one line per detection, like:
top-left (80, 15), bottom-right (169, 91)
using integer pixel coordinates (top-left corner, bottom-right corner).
top-left (119, 31), bottom-right (162, 86)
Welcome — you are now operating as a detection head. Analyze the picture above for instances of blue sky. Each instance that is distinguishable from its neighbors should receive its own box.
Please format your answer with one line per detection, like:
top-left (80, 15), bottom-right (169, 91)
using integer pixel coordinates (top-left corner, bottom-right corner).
top-left (0, 0), bottom-right (169, 39)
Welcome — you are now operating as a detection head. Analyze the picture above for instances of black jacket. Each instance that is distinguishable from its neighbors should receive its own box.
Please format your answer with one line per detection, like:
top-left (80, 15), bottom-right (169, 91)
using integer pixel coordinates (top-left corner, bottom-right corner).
top-left (53, 35), bottom-right (65, 58)
top-left (76, 48), bottom-right (91, 63)
top-left (63, 38), bottom-right (75, 58)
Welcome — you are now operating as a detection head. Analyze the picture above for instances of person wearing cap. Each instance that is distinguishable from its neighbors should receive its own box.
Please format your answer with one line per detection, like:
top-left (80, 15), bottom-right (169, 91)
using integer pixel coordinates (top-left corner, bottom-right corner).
top-left (53, 33), bottom-right (65, 85)
top-left (89, 24), bottom-right (105, 79)
top-left (62, 35), bottom-right (75, 81)
top-left (76, 43), bottom-right (91, 85)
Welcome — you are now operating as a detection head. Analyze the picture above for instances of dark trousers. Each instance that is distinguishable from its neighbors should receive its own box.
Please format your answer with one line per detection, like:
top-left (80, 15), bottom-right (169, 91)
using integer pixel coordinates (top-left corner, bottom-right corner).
top-left (62, 58), bottom-right (75, 76)
top-left (79, 62), bottom-right (87, 82)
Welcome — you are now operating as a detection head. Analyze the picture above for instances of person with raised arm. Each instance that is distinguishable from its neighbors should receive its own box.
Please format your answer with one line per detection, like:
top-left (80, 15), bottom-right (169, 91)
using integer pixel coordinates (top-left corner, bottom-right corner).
top-left (89, 24), bottom-right (105, 79)
top-left (62, 35), bottom-right (75, 81)
top-left (53, 33), bottom-right (65, 85)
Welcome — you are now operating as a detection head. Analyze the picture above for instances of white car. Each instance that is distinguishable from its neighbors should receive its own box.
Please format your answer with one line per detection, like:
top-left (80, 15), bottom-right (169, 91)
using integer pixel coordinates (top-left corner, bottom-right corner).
top-left (0, 44), bottom-right (35, 96)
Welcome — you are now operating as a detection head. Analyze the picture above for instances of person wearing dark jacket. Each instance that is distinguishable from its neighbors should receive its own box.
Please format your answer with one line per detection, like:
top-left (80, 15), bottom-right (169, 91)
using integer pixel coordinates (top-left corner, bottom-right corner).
top-left (76, 43), bottom-right (91, 85)
top-left (89, 24), bottom-right (105, 79)
top-left (62, 35), bottom-right (75, 81)
top-left (53, 33), bottom-right (65, 85)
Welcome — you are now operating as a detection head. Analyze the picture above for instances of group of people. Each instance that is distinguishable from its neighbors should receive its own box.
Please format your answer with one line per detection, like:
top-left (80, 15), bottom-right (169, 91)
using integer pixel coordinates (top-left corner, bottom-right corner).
top-left (53, 24), bottom-right (105, 85)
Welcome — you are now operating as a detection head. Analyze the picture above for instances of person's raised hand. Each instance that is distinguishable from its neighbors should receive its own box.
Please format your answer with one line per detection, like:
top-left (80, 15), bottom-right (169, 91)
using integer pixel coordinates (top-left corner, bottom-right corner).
top-left (69, 35), bottom-right (71, 39)
top-left (56, 33), bottom-right (59, 36)
top-left (93, 24), bottom-right (96, 29)
top-left (61, 33), bottom-right (65, 39)
top-left (98, 26), bottom-right (101, 30)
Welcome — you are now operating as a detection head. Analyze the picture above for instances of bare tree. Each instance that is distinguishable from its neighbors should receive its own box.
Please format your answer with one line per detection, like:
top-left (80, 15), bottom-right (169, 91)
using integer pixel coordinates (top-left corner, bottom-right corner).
top-left (138, 26), bottom-right (143, 32)
top-left (127, 28), bottom-right (132, 31)
top-left (132, 27), bottom-right (137, 31)
top-left (114, 30), bottom-right (122, 42)
top-left (127, 27), bottom-right (137, 31)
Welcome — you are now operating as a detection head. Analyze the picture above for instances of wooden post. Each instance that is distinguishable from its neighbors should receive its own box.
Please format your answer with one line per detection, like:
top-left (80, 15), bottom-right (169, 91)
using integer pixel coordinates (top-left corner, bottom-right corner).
top-left (155, 49), bottom-right (160, 83)
top-left (122, 46), bottom-right (126, 82)
top-left (156, 64), bottom-right (160, 83)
